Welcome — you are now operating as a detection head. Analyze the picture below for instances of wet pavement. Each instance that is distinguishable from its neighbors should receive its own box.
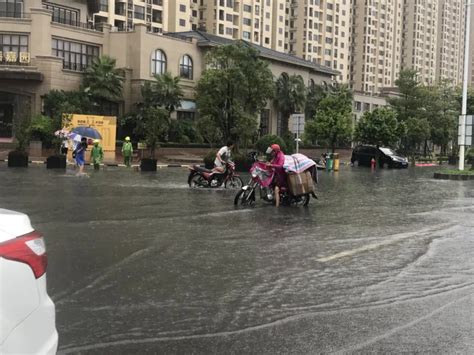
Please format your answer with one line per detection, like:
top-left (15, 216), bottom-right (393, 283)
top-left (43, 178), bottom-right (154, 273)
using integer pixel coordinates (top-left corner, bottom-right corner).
top-left (0, 164), bottom-right (473, 354)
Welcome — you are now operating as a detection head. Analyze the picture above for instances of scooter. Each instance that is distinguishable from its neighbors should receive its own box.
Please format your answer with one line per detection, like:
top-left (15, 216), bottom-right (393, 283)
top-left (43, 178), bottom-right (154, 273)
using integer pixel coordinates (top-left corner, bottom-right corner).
top-left (188, 161), bottom-right (243, 189)
top-left (234, 152), bottom-right (316, 206)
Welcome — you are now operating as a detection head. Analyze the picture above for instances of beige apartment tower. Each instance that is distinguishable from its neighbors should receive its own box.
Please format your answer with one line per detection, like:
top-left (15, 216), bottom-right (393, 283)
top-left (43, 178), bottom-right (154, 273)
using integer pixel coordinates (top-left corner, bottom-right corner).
top-left (436, 0), bottom-right (465, 85)
top-left (197, 0), bottom-right (286, 52)
top-left (286, 0), bottom-right (351, 82)
top-left (349, 0), bottom-right (403, 93)
top-left (401, 0), bottom-right (439, 86)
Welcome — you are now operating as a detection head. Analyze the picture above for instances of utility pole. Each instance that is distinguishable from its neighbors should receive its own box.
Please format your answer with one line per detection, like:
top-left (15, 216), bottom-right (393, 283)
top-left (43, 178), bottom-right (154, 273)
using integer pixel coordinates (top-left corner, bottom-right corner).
top-left (459, 1), bottom-right (472, 170)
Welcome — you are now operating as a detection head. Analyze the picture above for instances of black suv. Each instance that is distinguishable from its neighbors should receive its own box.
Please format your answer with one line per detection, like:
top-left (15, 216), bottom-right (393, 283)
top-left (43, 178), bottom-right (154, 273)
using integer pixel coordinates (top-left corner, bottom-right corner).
top-left (351, 145), bottom-right (408, 168)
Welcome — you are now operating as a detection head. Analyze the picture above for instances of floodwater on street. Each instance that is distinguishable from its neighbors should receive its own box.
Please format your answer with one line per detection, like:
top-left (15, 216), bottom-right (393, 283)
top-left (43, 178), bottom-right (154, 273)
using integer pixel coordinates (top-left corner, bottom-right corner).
top-left (0, 163), bottom-right (473, 354)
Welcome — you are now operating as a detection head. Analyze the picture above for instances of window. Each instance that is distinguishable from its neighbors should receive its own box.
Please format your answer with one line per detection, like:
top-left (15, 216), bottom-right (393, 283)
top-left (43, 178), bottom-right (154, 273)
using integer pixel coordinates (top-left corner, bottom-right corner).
top-left (179, 18), bottom-right (186, 26)
top-left (243, 31), bottom-right (251, 40)
top-left (151, 49), bottom-right (166, 75)
top-left (243, 4), bottom-right (251, 12)
top-left (177, 111), bottom-right (195, 121)
top-left (243, 18), bottom-right (251, 26)
top-left (43, 2), bottom-right (79, 25)
top-left (98, 0), bottom-right (108, 12)
top-left (0, 33), bottom-right (28, 64)
top-left (51, 38), bottom-right (99, 71)
top-left (0, 0), bottom-right (23, 17)
top-left (134, 5), bottom-right (145, 20)
top-left (179, 4), bottom-right (186, 12)
top-left (179, 54), bottom-right (193, 79)
top-left (260, 109), bottom-right (270, 136)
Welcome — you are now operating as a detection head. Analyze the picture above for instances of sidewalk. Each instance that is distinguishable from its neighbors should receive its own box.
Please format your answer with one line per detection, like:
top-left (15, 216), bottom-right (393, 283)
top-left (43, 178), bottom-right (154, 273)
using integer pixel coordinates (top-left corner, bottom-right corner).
top-left (0, 147), bottom-right (353, 166)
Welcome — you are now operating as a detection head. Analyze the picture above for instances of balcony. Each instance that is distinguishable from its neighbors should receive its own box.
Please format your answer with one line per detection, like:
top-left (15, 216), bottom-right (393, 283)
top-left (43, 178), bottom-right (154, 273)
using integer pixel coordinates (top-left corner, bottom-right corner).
top-left (51, 18), bottom-right (103, 32)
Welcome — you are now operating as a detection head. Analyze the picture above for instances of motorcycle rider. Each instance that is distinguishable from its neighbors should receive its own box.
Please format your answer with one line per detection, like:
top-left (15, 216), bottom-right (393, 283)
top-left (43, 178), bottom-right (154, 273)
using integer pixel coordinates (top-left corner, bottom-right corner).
top-left (214, 141), bottom-right (234, 173)
top-left (266, 144), bottom-right (286, 207)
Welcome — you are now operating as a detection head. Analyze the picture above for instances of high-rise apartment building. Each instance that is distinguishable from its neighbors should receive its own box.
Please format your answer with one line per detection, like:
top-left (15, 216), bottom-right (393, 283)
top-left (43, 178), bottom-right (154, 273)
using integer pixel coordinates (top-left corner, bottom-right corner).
top-left (349, 0), bottom-right (403, 93)
top-left (436, 0), bottom-right (465, 85)
top-left (401, 0), bottom-right (439, 86)
top-left (197, 0), bottom-right (286, 52)
top-left (286, 0), bottom-right (351, 82)
top-left (89, 1), bottom-right (467, 92)
top-left (93, 0), bottom-right (193, 33)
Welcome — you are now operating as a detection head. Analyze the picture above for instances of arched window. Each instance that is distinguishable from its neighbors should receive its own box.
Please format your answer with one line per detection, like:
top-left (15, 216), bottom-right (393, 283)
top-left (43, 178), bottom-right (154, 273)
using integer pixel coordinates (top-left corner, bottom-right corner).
top-left (151, 49), bottom-right (166, 75)
top-left (179, 55), bottom-right (193, 79)
top-left (308, 79), bottom-right (315, 88)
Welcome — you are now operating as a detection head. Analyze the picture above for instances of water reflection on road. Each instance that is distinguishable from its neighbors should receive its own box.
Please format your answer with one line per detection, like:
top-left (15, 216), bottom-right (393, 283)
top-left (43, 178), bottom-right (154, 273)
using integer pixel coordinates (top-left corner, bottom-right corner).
top-left (0, 164), bottom-right (472, 353)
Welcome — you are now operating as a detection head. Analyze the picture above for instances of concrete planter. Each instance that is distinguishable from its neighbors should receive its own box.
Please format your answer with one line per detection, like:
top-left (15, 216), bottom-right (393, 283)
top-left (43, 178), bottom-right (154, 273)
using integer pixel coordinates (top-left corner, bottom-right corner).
top-left (8, 151), bottom-right (28, 167)
top-left (140, 158), bottom-right (157, 172)
top-left (46, 155), bottom-right (66, 169)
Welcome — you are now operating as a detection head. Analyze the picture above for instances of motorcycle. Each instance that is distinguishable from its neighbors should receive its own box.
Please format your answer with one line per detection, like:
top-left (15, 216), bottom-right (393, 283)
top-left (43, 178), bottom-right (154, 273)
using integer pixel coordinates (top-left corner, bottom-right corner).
top-left (234, 152), bottom-right (316, 207)
top-left (188, 161), bottom-right (243, 189)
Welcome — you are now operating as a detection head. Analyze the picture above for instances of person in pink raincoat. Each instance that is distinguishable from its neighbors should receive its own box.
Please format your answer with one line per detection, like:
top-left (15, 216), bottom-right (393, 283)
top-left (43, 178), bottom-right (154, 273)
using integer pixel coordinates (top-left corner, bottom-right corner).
top-left (266, 144), bottom-right (286, 207)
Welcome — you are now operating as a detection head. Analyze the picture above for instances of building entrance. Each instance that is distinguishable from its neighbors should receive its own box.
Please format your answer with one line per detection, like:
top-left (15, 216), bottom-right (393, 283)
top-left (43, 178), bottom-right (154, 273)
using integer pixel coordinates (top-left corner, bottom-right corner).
top-left (0, 104), bottom-right (13, 138)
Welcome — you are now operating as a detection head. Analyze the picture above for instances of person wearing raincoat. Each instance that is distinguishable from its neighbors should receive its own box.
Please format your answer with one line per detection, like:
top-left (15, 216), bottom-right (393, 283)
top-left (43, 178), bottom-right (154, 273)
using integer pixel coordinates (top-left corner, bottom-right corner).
top-left (91, 139), bottom-right (104, 170)
top-left (266, 144), bottom-right (286, 207)
top-left (122, 136), bottom-right (133, 167)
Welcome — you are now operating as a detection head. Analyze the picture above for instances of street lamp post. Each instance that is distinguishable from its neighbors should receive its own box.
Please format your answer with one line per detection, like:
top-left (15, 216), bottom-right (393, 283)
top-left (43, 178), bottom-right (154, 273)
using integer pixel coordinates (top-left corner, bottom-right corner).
top-left (459, 1), bottom-right (473, 170)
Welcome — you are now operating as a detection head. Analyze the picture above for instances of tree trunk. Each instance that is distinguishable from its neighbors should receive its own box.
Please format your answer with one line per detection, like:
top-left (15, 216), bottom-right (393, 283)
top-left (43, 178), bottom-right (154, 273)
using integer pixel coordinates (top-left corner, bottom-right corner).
top-left (281, 113), bottom-right (290, 136)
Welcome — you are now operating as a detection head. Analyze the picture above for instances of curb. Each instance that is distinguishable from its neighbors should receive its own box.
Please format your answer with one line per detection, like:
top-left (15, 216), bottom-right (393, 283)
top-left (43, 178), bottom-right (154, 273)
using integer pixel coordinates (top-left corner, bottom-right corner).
top-left (0, 159), bottom-right (194, 169)
top-left (433, 172), bottom-right (474, 180)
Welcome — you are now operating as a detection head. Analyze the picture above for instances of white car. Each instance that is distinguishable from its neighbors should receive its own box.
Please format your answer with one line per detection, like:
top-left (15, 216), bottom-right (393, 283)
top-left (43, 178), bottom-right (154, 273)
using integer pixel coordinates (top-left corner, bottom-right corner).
top-left (0, 209), bottom-right (58, 354)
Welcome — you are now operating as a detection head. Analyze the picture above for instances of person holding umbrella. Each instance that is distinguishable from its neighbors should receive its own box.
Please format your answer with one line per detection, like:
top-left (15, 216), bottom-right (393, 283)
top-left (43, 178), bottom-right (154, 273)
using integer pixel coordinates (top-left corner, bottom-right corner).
top-left (73, 137), bottom-right (88, 174)
top-left (91, 140), bottom-right (104, 170)
top-left (122, 136), bottom-right (133, 167)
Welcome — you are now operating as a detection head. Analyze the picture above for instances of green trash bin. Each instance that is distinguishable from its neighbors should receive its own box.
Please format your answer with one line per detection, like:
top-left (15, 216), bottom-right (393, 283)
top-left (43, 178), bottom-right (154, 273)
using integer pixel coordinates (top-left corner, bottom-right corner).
top-left (326, 154), bottom-right (333, 171)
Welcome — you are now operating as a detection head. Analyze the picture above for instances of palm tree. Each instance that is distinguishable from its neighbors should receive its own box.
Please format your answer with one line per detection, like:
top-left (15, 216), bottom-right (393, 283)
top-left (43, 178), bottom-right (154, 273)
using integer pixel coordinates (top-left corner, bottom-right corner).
top-left (305, 83), bottom-right (328, 120)
top-left (152, 72), bottom-right (184, 114)
top-left (275, 73), bottom-right (307, 136)
top-left (83, 55), bottom-right (124, 105)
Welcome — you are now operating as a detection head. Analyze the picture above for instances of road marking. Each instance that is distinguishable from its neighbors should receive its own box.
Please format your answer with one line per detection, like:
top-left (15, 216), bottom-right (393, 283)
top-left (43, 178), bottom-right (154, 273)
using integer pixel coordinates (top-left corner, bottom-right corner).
top-left (317, 223), bottom-right (455, 263)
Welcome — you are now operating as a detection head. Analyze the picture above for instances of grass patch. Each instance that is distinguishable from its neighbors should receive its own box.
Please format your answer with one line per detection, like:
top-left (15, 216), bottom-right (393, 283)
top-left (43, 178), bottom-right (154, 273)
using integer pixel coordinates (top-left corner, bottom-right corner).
top-left (437, 168), bottom-right (474, 175)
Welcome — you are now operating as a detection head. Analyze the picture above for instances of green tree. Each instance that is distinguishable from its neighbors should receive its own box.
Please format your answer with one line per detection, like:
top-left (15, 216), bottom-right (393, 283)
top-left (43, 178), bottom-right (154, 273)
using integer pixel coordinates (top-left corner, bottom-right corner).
top-left (304, 87), bottom-right (353, 152)
top-left (423, 81), bottom-right (458, 155)
top-left (404, 117), bottom-right (431, 163)
top-left (388, 69), bottom-right (425, 122)
top-left (305, 84), bottom-right (327, 122)
top-left (82, 55), bottom-right (124, 110)
top-left (150, 72), bottom-right (184, 114)
top-left (354, 108), bottom-right (400, 147)
top-left (275, 73), bottom-right (307, 136)
top-left (43, 90), bottom-right (91, 129)
top-left (195, 42), bottom-right (275, 144)
top-left (133, 106), bottom-right (169, 158)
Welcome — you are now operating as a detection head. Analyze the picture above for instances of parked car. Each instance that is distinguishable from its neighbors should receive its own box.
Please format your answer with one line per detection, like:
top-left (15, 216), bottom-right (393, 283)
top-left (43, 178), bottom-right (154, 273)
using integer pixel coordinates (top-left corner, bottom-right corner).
top-left (0, 209), bottom-right (58, 354)
top-left (351, 145), bottom-right (409, 168)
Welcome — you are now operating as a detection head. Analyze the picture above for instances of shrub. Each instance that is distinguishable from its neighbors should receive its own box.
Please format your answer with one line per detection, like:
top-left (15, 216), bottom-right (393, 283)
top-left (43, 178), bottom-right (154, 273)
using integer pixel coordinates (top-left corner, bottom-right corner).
top-left (233, 152), bottom-right (253, 172)
top-left (466, 147), bottom-right (474, 164)
top-left (30, 114), bottom-right (55, 147)
top-left (255, 134), bottom-right (287, 153)
top-left (168, 119), bottom-right (202, 143)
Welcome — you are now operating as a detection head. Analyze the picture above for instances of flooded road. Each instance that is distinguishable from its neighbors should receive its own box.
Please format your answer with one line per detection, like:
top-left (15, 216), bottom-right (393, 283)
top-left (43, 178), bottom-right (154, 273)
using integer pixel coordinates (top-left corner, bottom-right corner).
top-left (0, 164), bottom-right (473, 353)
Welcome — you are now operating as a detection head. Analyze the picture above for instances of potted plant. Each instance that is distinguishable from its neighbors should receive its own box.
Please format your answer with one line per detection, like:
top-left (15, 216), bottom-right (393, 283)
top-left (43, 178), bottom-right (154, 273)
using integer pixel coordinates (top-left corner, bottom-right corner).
top-left (8, 113), bottom-right (31, 168)
top-left (135, 106), bottom-right (169, 172)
